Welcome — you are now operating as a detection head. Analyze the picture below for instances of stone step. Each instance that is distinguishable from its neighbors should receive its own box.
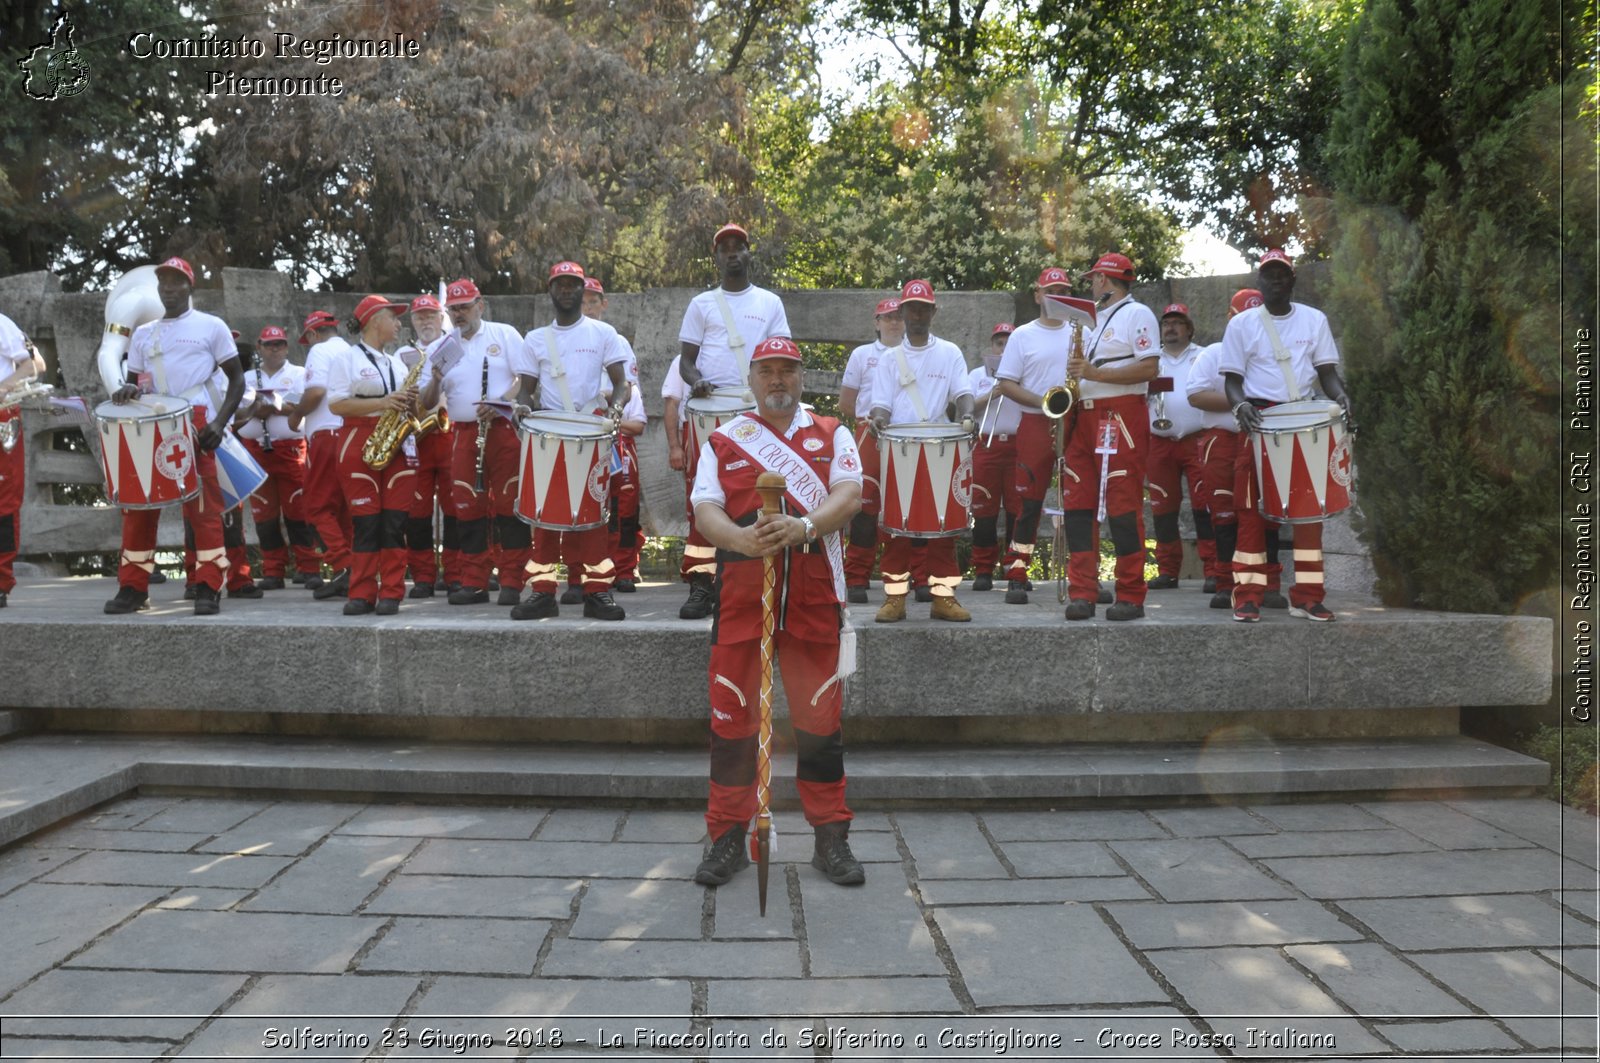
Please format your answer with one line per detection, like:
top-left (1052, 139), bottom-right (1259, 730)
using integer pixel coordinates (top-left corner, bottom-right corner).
top-left (0, 732), bottom-right (1547, 848)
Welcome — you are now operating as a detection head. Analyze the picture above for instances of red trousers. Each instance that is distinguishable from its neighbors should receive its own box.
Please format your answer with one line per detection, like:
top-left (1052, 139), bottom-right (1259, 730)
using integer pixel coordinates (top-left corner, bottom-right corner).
top-left (843, 426), bottom-right (930, 587)
top-left (185, 506), bottom-right (252, 590)
top-left (608, 435), bottom-right (642, 582)
top-left (1147, 432), bottom-right (1217, 580)
top-left (969, 431), bottom-right (1019, 576)
top-left (337, 420), bottom-right (419, 603)
top-left (880, 534), bottom-right (959, 597)
top-left (529, 525), bottom-right (613, 594)
top-left (1002, 414), bottom-right (1058, 582)
top-left (1061, 395), bottom-right (1150, 605)
top-left (0, 410), bottom-right (23, 594)
top-left (1199, 427), bottom-right (1240, 592)
top-left (706, 635), bottom-right (850, 839)
top-left (1232, 424), bottom-right (1323, 607)
top-left (304, 429), bottom-right (352, 573)
top-left (120, 412), bottom-right (226, 593)
top-left (243, 438), bottom-right (320, 578)
top-left (408, 427), bottom-right (461, 586)
top-left (451, 419), bottom-right (531, 592)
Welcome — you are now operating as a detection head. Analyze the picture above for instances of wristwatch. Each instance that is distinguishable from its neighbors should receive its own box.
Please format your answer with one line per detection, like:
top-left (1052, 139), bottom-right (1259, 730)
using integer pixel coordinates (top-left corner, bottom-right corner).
top-left (800, 516), bottom-right (817, 543)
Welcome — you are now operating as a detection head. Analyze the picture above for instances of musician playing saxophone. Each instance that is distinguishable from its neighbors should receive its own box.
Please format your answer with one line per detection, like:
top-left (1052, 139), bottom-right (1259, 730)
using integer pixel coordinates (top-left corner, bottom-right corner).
top-left (397, 295), bottom-right (460, 598)
top-left (324, 296), bottom-right (420, 616)
top-left (0, 309), bottom-right (46, 608)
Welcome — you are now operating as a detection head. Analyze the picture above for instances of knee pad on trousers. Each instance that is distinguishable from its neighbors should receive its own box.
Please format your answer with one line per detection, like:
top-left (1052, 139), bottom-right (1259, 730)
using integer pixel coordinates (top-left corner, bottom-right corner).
top-left (1214, 521), bottom-right (1238, 562)
top-left (1266, 528), bottom-right (1282, 565)
top-left (255, 520), bottom-right (286, 553)
top-left (618, 515), bottom-right (640, 550)
top-left (457, 516), bottom-right (489, 556)
top-left (1194, 509), bottom-right (1214, 539)
top-left (406, 516), bottom-right (434, 550)
top-left (1108, 512), bottom-right (1142, 557)
top-left (285, 518), bottom-right (316, 550)
top-left (495, 514), bottom-right (531, 552)
top-left (351, 513), bottom-right (383, 554)
top-left (1063, 510), bottom-right (1096, 554)
top-left (849, 510), bottom-right (877, 546)
top-left (795, 728), bottom-right (845, 783)
top-left (441, 514), bottom-right (460, 551)
top-left (1152, 510), bottom-right (1181, 544)
top-left (222, 511), bottom-right (245, 548)
top-left (1013, 497), bottom-right (1045, 546)
top-left (381, 508), bottom-right (410, 551)
top-left (0, 514), bottom-right (13, 554)
top-left (971, 515), bottom-right (999, 549)
top-left (709, 732), bottom-right (758, 788)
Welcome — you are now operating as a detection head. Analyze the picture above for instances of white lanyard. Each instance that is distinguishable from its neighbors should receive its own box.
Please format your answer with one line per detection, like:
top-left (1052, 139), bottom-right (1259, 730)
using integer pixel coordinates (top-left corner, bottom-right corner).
top-left (1256, 305), bottom-right (1304, 401)
top-left (540, 326), bottom-right (577, 412)
top-left (712, 290), bottom-right (749, 381)
top-left (892, 345), bottom-right (932, 422)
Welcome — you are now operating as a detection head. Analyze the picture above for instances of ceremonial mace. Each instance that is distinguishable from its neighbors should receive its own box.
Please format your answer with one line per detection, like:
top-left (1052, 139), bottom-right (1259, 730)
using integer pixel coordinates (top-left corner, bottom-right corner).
top-left (753, 470), bottom-right (787, 916)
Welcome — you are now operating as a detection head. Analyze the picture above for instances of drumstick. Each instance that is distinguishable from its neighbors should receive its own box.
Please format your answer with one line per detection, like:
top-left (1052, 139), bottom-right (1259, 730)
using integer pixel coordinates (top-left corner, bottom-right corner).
top-left (753, 471), bottom-right (786, 918)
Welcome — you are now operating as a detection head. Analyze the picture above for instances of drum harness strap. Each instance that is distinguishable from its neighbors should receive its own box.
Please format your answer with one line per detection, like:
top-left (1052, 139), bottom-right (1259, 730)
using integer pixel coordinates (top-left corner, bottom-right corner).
top-left (711, 291), bottom-right (750, 384)
top-left (1256, 305), bottom-right (1305, 402)
top-left (539, 326), bottom-right (577, 412)
top-left (891, 345), bottom-right (932, 422)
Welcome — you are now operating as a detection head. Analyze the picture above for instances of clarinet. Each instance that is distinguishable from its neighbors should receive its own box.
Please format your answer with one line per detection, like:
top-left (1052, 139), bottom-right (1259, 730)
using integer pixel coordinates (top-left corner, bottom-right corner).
top-left (474, 418), bottom-right (488, 493)
top-left (257, 370), bottom-right (274, 452)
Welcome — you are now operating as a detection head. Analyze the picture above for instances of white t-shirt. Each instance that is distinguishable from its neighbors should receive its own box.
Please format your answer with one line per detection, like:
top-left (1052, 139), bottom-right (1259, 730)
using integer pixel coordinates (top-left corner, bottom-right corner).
top-left (0, 313), bottom-right (29, 370)
top-left (435, 320), bottom-right (533, 423)
top-left (968, 365), bottom-right (1022, 435)
top-left (1218, 303), bottom-right (1341, 402)
top-left (1184, 343), bottom-right (1238, 432)
top-left (1081, 294), bottom-right (1160, 401)
top-left (995, 318), bottom-right (1073, 407)
top-left (126, 308), bottom-right (238, 417)
top-left (841, 340), bottom-right (892, 419)
top-left (661, 354), bottom-right (691, 428)
top-left (301, 337), bottom-right (350, 435)
top-left (524, 316), bottom-right (628, 414)
top-left (690, 407), bottom-right (862, 508)
top-left (867, 336), bottom-right (973, 425)
top-left (1150, 343), bottom-right (1207, 440)
top-left (238, 362), bottom-right (308, 441)
top-left (326, 342), bottom-right (419, 413)
top-left (678, 285), bottom-right (790, 388)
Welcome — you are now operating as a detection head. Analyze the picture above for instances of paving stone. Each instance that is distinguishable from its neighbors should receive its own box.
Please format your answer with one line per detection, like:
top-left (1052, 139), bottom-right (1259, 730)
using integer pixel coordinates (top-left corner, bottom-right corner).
top-left (66, 909), bottom-right (382, 973)
top-left (1106, 900), bottom-right (1361, 950)
top-left (405, 839), bottom-right (703, 879)
top-left (1146, 806), bottom-right (1278, 837)
top-left (1248, 803), bottom-right (1392, 832)
top-left (334, 804), bottom-right (545, 839)
top-left (799, 871), bottom-right (943, 977)
top-left (0, 847), bottom-right (78, 896)
top-left (1359, 800), bottom-right (1538, 850)
top-left (242, 835), bottom-right (418, 914)
top-left (407, 976), bottom-right (689, 1055)
top-left (357, 916), bottom-right (551, 975)
top-left (70, 796), bottom-right (175, 829)
top-left (617, 810), bottom-right (710, 844)
top-left (569, 877), bottom-right (705, 940)
top-left (981, 809), bottom-right (1167, 842)
top-left (198, 800), bottom-right (363, 856)
top-left (0, 1037), bottom-right (160, 1061)
top-left (28, 827), bottom-right (213, 853)
top-left (1263, 849), bottom-right (1580, 899)
top-left (1553, 889), bottom-right (1600, 920)
top-left (1376, 1018), bottom-right (1521, 1053)
top-left (41, 850), bottom-right (293, 890)
top-left (1338, 894), bottom-right (1594, 950)
top-left (540, 938), bottom-right (802, 979)
top-left (532, 808), bottom-right (621, 841)
top-left (177, 973), bottom-right (419, 1059)
top-left (1283, 942), bottom-right (1474, 1017)
top-left (0, 969), bottom-right (246, 1040)
top-left (933, 904), bottom-right (1162, 1008)
top-left (130, 798), bottom-right (269, 835)
top-left (842, 813), bottom-right (893, 832)
top-left (0, 884), bottom-right (166, 999)
top-left (1226, 829), bottom-right (1436, 859)
top-left (1446, 797), bottom-right (1600, 867)
top-left (916, 877), bottom-right (1152, 906)
top-left (1146, 946), bottom-right (1388, 1056)
top-left (893, 812), bottom-right (1008, 879)
top-left (365, 874), bottom-right (579, 921)
top-left (155, 887), bottom-right (251, 911)
top-left (997, 841), bottom-right (1125, 878)
top-left (1108, 839), bottom-right (1296, 902)
top-left (1411, 950), bottom-right (1600, 1049)
top-left (711, 876), bottom-right (798, 940)
top-left (707, 976), bottom-right (961, 1016)
top-left (824, 828), bottom-right (901, 863)
top-left (1536, 946), bottom-right (1600, 984)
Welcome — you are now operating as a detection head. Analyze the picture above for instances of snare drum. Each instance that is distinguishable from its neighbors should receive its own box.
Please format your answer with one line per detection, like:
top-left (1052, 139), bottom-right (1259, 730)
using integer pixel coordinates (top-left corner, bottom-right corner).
top-left (1250, 399), bottom-right (1353, 524)
top-left (94, 394), bottom-right (200, 510)
top-left (684, 389), bottom-right (755, 477)
top-left (514, 410), bottom-right (617, 530)
top-left (878, 422), bottom-right (974, 538)
top-left (213, 429), bottom-right (269, 511)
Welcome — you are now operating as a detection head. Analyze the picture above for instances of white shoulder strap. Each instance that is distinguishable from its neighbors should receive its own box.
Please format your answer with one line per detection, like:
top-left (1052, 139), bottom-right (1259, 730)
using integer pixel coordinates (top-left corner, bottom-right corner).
top-left (541, 326), bottom-right (576, 412)
top-left (1256, 305), bottom-right (1304, 401)
top-left (711, 290), bottom-right (750, 381)
top-left (891, 344), bottom-right (931, 422)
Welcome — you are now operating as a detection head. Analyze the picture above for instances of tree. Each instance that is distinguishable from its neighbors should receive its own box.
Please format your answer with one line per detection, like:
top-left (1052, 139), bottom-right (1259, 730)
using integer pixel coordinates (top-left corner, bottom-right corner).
top-left (1324, 0), bottom-right (1590, 612)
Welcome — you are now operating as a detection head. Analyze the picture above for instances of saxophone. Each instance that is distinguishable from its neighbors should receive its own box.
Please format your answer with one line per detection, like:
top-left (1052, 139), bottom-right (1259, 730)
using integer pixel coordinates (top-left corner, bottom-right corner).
top-left (361, 352), bottom-right (430, 470)
top-left (1041, 321), bottom-right (1084, 420)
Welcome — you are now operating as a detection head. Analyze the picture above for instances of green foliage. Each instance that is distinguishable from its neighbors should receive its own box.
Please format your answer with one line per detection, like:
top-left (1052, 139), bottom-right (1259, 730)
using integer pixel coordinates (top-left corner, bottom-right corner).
top-left (1326, 0), bottom-right (1589, 612)
top-left (1521, 725), bottom-right (1599, 816)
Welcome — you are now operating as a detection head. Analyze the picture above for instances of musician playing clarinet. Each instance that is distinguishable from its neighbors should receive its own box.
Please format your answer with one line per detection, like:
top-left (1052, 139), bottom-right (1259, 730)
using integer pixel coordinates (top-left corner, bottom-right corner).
top-left (690, 337), bottom-right (866, 890)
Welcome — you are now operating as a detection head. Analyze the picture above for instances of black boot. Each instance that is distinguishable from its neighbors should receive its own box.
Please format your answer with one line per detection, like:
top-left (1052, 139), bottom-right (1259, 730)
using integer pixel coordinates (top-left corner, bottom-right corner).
top-left (811, 822), bottom-right (866, 885)
top-left (679, 574), bottom-right (716, 620)
top-left (694, 826), bottom-right (749, 886)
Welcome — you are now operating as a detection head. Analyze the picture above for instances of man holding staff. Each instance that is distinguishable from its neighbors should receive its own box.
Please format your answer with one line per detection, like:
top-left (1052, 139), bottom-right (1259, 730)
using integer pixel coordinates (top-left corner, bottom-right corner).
top-left (690, 336), bottom-right (865, 890)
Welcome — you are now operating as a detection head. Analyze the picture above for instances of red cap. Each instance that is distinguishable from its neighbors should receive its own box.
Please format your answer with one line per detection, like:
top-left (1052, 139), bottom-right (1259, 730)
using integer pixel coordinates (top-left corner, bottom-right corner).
top-left (299, 310), bottom-right (338, 344)
top-left (1258, 249), bottom-right (1295, 274)
top-left (408, 295), bottom-right (442, 314)
top-left (750, 336), bottom-right (801, 362)
top-left (874, 297), bottom-right (901, 317)
top-left (547, 261), bottom-right (585, 287)
top-left (712, 222), bottom-right (749, 249)
top-left (1034, 267), bottom-right (1072, 289)
top-left (900, 279), bottom-right (936, 305)
top-left (1081, 252), bottom-right (1135, 281)
top-left (583, 277), bottom-right (605, 295)
top-left (992, 322), bottom-right (1015, 336)
top-left (1229, 289), bottom-right (1264, 318)
top-left (154, 256), bottom-right (195, 284)
top-left (229, 329), bottom-right (241, 340)
top-left (1161, 303), bottom-right (1192, 322)
top-left (353, 294), bottom-right (409, 328)
top-left (257, 326), bottom-right (288, 344)
top-left (443, 278), bottom-right (481, 307)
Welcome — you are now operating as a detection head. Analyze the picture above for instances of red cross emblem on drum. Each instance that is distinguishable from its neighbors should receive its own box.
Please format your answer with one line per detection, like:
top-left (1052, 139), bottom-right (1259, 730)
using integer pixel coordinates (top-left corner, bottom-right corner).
top-left (154, 434), bottom-right (194, 482)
